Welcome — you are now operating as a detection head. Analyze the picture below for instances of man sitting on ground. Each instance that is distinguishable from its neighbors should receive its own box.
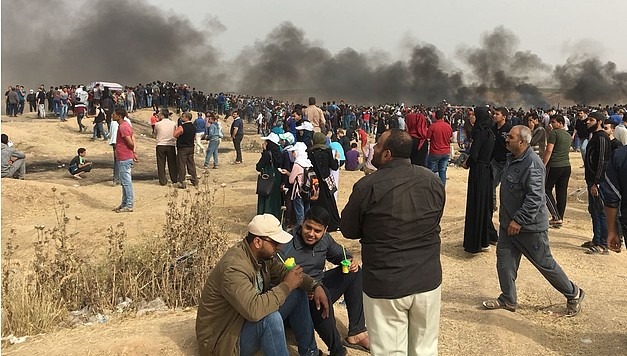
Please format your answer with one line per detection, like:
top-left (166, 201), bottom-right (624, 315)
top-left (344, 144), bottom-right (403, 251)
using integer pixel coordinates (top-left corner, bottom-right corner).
top-left (1, 134), bottom-right (26, 179)
top-left (282, 206), bottom-right (370, 355)
top-left (344, 143), bottom-right (362, 171)
top-left (196, 214), bottom-right (327, 356)
top-left (68, 147), bottom-right (93, 179)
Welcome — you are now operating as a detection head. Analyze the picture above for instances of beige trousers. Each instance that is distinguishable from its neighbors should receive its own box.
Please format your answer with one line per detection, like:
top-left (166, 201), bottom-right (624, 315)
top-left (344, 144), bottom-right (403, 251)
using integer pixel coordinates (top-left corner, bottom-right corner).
top-left (363, 285), bottom-right (441, 356)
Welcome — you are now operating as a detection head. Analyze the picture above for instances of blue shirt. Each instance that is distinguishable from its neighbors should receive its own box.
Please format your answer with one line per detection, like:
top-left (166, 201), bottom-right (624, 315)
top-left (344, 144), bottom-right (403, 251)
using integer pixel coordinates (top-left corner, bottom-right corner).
top-left (329, 142), bottom-right (345, 161)
top-left (194, 117), bottom-right (206, 133)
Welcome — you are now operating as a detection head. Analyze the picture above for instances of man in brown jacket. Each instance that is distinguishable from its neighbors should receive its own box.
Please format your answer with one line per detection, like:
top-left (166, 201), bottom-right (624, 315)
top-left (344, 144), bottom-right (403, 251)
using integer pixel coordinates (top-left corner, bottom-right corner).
top-left (196, 214), bottom-right (328, 356)
top-left (304, 97), bottom-right (326, 133)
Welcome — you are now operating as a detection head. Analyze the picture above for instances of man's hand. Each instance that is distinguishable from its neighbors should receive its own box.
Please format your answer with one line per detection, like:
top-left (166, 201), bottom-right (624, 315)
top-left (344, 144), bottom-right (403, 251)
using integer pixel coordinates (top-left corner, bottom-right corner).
top-left (349, 258), bottom-right (360, 273)
top-left (283, 265), bottom-right (303, 291)
top-left (312, 285), bottom-right (329, 319)
top-left (507, 220), bottom-right (521, 236)
top-left (608, 232), bottom-right (622, 253)
top-left (590, 185), bottom-right (599, 197)
top-left (461, 160), bottom-right (469, 170)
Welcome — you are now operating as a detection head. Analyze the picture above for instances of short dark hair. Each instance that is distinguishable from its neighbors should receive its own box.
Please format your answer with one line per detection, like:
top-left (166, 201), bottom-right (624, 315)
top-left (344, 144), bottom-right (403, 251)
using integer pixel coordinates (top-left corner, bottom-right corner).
top-left (245, 232), bottom-right (256, 244)
top-left (550, 114), bottom-right (565, 125)
top-left (308, 97), bottom-right (316, 105)
top-left (382, 129), bottom-right (412, 159)
top-left (114, 106), bottom-right (128, 118)
top-left (604, 119), bottom-right (617, 129)
top-left (350, 143), bottom-right (358, 148)
top-left (77, 147), bottom-right (86, 155)
top-left (435, 110), bottom-right (444, 120)
top-left (495, 107), bottom-right (509, 117)
top-left (304, 206), bottom-right (330, 227)
top-left (1, 134), bottom-right (8, 144)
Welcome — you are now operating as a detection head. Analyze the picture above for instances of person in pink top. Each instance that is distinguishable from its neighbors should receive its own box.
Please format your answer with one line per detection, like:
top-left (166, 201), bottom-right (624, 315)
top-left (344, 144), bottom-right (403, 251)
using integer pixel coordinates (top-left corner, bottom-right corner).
top-left (279, 142), bottom-right (313, 225)
top-left (113, 107), bottom-right (137, 213)
top-left (427, 110), bottom-right (453, 186)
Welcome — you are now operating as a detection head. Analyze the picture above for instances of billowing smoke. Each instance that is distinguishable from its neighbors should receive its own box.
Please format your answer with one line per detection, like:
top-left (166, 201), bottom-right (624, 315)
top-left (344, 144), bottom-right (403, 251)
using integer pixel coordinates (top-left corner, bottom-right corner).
top-left (554, 56), bottom-right (627, 104)
top-left (458, 26), bottom-right (551, 108)
top-left (1, 0), bottom-right (227, 89)
top-left (2, 1), bottom-right (624, 106)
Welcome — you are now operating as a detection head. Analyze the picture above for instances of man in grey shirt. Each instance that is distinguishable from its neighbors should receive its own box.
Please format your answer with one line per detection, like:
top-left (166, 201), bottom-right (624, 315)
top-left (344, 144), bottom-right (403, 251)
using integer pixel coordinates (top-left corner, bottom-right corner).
top-left (1, 134), bottom-right (26, 179)
top-left (482, 125), bottom-right (584, 317)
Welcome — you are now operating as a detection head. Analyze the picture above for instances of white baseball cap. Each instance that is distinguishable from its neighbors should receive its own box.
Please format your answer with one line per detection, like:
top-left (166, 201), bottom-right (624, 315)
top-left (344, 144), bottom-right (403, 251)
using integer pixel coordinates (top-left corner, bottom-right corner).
top-left (248, 214), bottom-right (293, 244)
top-left (260, 133), bottom-right (280, 145)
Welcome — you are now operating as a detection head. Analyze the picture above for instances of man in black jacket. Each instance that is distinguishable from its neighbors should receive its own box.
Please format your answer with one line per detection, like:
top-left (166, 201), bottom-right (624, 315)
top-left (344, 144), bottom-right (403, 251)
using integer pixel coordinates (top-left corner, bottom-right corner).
top-left (583, 111), bottom-right (611, 254)
top-left (600, 145), bottom-right (627, 253)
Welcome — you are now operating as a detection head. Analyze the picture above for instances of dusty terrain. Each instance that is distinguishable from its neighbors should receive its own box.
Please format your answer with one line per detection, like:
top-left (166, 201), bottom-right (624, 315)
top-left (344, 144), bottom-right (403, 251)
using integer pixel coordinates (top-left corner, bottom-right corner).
top-left (1, 109), bottom-right (626, 356)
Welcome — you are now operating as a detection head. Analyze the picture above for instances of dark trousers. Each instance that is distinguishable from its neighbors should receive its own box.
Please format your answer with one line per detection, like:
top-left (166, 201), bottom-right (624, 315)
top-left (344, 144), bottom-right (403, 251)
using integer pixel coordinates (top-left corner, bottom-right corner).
top-left (545, 166), bottom-right (571, 220)
top-left (233, 136), bottom-right (243, 163)
top-left (177, 146), bottom-right (198, 186)
top-left (156, 145), bottom-right (178, 185)
top-left (310, 267), bottom-right (367, 356)
top-left (410, 137), bottom-right (428, 167)
top-left (496, 229), bottom-right (578, 306)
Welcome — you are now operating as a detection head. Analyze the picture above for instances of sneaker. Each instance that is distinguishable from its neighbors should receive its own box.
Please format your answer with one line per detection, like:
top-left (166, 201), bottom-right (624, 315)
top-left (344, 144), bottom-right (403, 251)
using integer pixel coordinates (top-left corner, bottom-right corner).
top-left (115, 207), bottom-right (133, 213)
top-left (213, 165), bottom-right (218, 169)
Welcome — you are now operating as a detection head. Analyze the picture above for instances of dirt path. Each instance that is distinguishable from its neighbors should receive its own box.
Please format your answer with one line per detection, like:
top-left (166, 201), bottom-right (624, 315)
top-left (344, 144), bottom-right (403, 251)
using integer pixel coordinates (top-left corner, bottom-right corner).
top-left (2, 110), bottom-right (626, 355)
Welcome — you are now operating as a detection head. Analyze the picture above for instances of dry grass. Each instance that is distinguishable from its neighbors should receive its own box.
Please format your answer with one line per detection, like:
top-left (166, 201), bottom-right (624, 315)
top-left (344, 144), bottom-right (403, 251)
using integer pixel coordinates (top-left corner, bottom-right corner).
top-left (1, 174), bottom-right (230, 337)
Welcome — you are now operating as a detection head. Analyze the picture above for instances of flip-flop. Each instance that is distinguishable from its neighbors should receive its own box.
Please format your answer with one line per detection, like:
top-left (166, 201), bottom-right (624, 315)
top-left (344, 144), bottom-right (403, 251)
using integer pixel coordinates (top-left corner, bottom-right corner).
top-left (343, 338), bottom-right (369, 352)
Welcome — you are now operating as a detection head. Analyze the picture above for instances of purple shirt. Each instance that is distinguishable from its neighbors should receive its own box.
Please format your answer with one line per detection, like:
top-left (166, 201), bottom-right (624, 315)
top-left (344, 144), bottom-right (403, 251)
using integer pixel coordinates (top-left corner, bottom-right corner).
top-left (345, 149), bottom-right (360, 171)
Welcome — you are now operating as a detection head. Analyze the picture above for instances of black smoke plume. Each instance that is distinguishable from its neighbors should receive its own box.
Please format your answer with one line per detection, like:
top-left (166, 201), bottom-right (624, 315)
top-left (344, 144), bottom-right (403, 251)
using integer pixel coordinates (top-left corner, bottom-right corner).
top-left (2, 1), bottom-right (625, 106)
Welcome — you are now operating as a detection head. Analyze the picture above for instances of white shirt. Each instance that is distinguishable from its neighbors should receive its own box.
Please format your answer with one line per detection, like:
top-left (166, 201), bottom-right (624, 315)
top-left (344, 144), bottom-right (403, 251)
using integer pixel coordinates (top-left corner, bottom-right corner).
top-left (615, 123), bottom-right (627, 146)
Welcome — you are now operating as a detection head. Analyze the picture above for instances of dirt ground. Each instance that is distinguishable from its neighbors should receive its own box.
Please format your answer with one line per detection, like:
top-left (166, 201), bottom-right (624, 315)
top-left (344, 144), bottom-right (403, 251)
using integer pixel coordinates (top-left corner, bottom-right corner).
top-left (1, 109), bottom-right (626, 356)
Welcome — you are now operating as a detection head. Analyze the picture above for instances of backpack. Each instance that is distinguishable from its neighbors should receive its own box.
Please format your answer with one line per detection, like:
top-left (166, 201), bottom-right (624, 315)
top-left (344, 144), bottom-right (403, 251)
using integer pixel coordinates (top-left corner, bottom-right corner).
top-left (299, 167), bottom-right (320, 201)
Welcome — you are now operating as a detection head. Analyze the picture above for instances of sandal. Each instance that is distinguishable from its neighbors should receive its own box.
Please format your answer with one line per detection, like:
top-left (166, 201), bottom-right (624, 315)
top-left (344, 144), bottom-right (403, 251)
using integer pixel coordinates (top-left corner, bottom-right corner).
top-left (343, 337), bottom-right (370, 352)
top-left (566, 288), bottom-right (585, 317)
top-left (584, 245), bottom-right (609, 255)
top-left (580, 241), bottom-right (593, 248)
top-left (482, 298), bottom-right (516, 312)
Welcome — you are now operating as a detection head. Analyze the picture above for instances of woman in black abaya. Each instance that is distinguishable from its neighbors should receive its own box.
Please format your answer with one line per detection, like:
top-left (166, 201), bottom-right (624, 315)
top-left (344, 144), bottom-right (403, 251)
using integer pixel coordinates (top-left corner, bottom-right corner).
top-left (308, 132), bottom-right (341, 231)
top-left (462, 107), bottom-right (498, 253)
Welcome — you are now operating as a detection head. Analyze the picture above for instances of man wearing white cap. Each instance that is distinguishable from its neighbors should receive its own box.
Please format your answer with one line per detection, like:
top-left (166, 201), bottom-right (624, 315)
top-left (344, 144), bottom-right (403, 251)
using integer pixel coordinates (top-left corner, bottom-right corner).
top-left (196, 214), bottom-right (328, 356)
top-left (294, 107), bottom-right (315, 148)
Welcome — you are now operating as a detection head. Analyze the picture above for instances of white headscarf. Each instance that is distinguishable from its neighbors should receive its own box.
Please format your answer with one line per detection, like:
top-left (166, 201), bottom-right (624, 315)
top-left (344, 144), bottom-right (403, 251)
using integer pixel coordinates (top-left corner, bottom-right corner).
top-left (289, 142), bottom-right (312, 168)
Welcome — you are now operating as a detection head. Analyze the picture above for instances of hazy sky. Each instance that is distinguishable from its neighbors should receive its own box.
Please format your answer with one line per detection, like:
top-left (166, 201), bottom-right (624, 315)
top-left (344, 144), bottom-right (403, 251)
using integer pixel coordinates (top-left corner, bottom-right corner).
top-left (148, 0), bottom-right (627, 69)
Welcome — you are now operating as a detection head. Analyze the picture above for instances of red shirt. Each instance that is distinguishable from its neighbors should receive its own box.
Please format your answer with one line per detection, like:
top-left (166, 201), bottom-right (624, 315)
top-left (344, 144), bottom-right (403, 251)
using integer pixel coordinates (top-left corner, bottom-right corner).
top-left (427, 120), bottom-right (452, 155)
top-left (115, 121), bottom-right (135, 160)
top-left (358, 129), bottom-right (368, 147)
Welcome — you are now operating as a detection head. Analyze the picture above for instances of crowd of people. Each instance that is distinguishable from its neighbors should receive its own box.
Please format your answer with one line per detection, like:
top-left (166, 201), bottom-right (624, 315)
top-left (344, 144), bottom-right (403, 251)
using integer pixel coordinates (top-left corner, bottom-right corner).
top-left (3, 80), bottom-right (627, 355)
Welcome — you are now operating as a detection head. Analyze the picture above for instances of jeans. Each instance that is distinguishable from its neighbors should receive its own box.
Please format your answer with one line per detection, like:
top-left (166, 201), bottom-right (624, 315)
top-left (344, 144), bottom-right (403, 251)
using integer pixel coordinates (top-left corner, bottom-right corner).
top-left (93, 122), bottom-right (107, 139)
top-left (587, 183), bottom-right (607, 247)
top-left (312, 267), bottom-right (367, 356)
top-left (580, 138), bottom-right (589, 162)
top-left (428, 154), bottom-right (449, 186)
top-left (239, 289), bottom-right (318, 356)
top-left (204, 140), bottom-right (219, 167)
top-left (7, 103), bottom-right (17, 116)
top-left (146, 95), bottom-right (152, 108)
top-left (545, 166), bottom-right (571, 220)
top-left (362, 121), bottom-right (370, 134)
top-left (76, 113), bottom-right (86, 131)
top-left (60, 104), bottom-right (68, 120)
top-left (118, 159), bottom-right (134, 209)
top-left (496, 229), bottom-right (578, 306)
top-left (112, 145), bottom-right (119, 184)
top-left (293, 195), bottom-right (310, 226)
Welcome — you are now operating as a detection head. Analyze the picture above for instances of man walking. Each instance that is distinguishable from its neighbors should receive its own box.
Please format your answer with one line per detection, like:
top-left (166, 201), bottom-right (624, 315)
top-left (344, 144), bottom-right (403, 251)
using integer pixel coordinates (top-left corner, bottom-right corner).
top-left (341, 129), bottom-right (445, 356)
top-left (154, 109), bottom-right (178, 185)
top-left (304, 97), bottom-right (326, 133)
top-left (174, 112), bottom-right (198, 188)
top-left (427, 110), bottom-right (453, 186)
top-left (113, 107), bottom-right (137, 213)
top-left (482, 125), bottom-right (584, 316)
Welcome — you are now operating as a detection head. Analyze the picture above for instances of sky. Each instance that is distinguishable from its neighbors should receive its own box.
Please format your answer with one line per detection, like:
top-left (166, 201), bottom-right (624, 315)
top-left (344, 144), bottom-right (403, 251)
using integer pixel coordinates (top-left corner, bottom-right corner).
top-left (148, 0), bottom-right (627, 69)
top-left (2, 0), bottom-right (626, 105)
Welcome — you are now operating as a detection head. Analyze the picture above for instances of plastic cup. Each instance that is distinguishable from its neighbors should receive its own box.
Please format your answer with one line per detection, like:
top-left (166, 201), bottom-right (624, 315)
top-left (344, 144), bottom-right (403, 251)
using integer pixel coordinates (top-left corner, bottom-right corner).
top-left (284, 257), bottom-right (296, 270)
top-left (341, 259), bottom-right (350, 274)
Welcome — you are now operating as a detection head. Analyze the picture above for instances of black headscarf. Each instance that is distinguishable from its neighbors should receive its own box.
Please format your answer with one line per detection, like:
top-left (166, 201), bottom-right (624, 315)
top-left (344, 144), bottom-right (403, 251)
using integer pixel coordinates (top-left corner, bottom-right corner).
top-left (472, 107), bottom-right (493, 133)
top-left (265, 140), bottom-right (283, 166)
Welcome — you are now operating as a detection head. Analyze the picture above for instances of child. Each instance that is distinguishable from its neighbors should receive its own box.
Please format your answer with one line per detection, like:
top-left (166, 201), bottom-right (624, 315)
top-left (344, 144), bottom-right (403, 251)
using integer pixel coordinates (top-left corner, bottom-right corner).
top-left (150, 111), bottom-right (159, 136)
top-left (68, 147), bottom-right (93, 179)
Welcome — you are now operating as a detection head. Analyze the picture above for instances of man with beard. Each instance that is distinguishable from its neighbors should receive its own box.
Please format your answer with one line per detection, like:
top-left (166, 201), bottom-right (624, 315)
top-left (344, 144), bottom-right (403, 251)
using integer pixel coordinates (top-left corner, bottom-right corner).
top-left (341, 129), bottom-right (444, 356)
top-left (196, 214), bottom-right (325, 356)
top-left (582, 112), bottom-right (611, 254)
top-left (483, 125), bottom-right (584, 317)
top-left (491, 107), bottom-right (513, 210)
